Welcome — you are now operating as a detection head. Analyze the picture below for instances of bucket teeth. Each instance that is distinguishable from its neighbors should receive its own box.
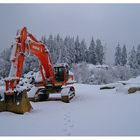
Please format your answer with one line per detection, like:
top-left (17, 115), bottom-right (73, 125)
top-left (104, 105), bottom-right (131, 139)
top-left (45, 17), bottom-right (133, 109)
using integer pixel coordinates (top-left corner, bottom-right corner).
top-left (0, 91), bottom-right (32, 114)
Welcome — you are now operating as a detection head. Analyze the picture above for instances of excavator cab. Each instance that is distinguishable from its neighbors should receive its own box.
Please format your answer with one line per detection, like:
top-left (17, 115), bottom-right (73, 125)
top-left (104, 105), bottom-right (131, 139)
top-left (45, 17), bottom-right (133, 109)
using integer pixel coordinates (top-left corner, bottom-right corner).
top-left (54, 64), bottom-right (69, 82)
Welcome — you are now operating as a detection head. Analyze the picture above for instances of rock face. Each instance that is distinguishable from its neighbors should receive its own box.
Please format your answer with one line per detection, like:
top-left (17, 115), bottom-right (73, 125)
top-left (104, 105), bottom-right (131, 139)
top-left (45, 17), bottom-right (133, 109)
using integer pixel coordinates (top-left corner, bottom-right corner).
top-left (128, 87), bottom-right (140, 94)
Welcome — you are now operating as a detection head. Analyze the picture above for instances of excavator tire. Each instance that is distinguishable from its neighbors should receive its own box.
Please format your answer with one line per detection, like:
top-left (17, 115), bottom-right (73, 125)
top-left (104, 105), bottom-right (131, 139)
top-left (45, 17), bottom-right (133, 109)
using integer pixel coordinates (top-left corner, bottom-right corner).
top-left (0, 90), bottom-right (32, 114)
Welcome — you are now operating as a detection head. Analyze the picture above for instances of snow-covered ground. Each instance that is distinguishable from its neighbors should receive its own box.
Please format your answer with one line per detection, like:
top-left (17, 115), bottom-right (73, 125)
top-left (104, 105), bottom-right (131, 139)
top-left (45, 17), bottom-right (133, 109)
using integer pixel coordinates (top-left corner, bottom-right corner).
top-left (0, 79), bottom-right (140, 136)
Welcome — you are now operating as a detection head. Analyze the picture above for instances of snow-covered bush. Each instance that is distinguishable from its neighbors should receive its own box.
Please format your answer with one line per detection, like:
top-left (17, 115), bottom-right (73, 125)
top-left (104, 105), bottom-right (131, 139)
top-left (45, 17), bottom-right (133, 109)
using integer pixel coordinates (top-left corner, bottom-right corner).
top-left (91, 69), bottom-right (113, 84)
top-left (71, 62), bottom-right (91, 84)
top-left (72, 63), bottom-right (133, 85)
top-left (114, 65), bottom-right (132, 81)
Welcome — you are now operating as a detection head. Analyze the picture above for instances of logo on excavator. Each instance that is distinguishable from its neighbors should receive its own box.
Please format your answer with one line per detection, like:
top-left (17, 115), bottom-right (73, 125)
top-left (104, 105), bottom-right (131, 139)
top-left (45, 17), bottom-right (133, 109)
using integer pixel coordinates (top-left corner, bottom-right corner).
top-left (32, 46), bottom-right (41, 51)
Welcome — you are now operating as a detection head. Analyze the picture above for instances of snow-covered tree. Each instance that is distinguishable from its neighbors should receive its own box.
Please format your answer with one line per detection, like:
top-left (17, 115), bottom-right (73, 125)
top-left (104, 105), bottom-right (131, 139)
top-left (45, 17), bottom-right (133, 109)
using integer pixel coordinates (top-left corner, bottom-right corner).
top-left (128, 46), bottom-right (138, 69)
top-left (0, 46), bottom-right (12, 77)
top-left (68, 37), bottom-right (76, 64)
top-left (121, 44), bottom-right (127, 66)
top-left (56, 35), bottom-right (64, 64)
top-left (88, 37), bottom-right (97, 64)
top-left (60, 37), bottom-right (67, 64)
top-left (96, 39), bottom-right (104, 65)
top-left (79, 39), bottom-right (87, 62)
top-left (75, 36), bottom-right (81, 63)
top-left (46, 34), bottom-right (56, 63)
top-left (46, 34), bottom-right (54, 50)
top-left (53, 35), bottom-right (61, 64)
top-left (23, 55), bottom-right (39, 74)
top-left (114, 43), bottom-right (122, 66)
top-left (0, 59), bottom-right (11, 78)
top-left (61, 36), bottom-right (75, 66)
top-left (136, 44), bottom-right (140, 65)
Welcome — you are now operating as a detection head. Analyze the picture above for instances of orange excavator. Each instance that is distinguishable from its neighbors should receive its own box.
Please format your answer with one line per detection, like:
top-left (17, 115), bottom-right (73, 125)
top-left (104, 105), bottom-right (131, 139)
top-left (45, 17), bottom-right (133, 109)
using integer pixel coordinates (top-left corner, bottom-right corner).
top-left (0, 27), bottom-right (75, 114)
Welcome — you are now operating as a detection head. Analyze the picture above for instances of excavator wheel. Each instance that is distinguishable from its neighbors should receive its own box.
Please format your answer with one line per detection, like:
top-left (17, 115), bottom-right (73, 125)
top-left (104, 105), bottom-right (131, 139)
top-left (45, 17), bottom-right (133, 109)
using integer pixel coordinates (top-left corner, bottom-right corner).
top-left (61, 86), bottom-right (75, 103)
top-left (0, 90), bottom-right (32, 114)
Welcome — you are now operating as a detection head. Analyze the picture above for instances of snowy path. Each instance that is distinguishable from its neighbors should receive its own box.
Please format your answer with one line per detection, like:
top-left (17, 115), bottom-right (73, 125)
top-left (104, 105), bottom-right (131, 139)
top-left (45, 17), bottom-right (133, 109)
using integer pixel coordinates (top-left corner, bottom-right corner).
top-left (0, 84), bottom-right (140, 136)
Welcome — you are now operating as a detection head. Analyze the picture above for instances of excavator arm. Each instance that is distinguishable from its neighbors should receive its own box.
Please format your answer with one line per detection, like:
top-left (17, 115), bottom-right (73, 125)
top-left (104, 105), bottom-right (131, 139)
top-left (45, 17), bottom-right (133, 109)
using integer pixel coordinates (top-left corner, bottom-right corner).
top-left (6, 27), bottom-right (55, 95)
top-left (28, 41), bottom-right (55, 84)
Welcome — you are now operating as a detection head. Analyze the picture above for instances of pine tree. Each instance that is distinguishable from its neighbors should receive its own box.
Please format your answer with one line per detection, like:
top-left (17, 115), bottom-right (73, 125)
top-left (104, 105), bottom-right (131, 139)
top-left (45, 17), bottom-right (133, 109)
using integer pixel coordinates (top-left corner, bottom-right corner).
top-left (68, 37), bottom-right (76, 64)
top-left (79, 39), bottom-right (87, 62)
top-left (0, 46), bottom-right (12, 77)
top-left (114, 43), bottom-right (122, 66)
top-left (23, 55), bottom-right (39, 73)
top-left (128, 46), bottom-right (138, 69)
top-left (136, 44), bottom-right (140, 65)
top-left (88, 37), bottom-right (97, 64)
top-left (121, 44), bottom-right (127, 66)
top-left (57, 35), bottom-right (64, 64)
top-left (46, 34), bottom-right (55, 63)
top-left (96, 39), bottom-right (104, 65)
top-left (62, 36), bottom-right (75, 65)
top-left (61, 36), bottom-right (68, 64)
top-left (53, 35), bottom-right (61, 64)
top-left (46, 34), bottom-right (53, 50)
top-left (75, 36), bottom-right (81, 63)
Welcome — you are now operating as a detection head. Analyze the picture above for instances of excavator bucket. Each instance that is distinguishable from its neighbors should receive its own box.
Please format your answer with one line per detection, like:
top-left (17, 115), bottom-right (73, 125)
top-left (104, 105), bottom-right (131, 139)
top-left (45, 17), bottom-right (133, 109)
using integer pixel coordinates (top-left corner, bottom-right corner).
top-left (0, 90), bottom-right (32, 114)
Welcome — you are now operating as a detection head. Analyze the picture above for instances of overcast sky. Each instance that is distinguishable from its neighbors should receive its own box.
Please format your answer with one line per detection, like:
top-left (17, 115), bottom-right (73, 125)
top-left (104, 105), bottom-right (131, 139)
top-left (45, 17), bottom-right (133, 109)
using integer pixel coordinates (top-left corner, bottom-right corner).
top-left (0, 4), bottom-right (140, 63)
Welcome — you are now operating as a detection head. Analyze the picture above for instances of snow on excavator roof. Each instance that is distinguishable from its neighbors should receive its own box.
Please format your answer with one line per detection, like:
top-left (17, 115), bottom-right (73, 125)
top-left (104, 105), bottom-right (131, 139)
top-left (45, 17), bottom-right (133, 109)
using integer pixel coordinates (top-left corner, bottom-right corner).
top-left (54, 63), bottom-right (69, 67)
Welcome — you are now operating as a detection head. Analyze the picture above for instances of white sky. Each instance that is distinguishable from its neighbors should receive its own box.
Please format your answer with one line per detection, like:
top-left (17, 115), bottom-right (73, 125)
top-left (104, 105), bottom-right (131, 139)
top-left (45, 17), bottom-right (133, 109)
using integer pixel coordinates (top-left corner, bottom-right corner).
top-left (0, 4), bottom-right (140, 63)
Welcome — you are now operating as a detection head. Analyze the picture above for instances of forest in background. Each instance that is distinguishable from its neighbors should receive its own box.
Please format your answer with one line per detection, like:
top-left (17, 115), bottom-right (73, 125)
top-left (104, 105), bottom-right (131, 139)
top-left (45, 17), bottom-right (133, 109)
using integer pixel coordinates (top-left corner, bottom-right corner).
top-left (0, 34), bottom-right (140, 85)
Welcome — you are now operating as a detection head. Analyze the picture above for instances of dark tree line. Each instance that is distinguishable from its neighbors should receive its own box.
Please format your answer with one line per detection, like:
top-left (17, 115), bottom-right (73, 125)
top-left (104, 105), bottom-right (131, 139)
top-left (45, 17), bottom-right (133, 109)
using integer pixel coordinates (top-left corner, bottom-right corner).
top-left (42, 35), bottom-right (105, 66)
top-left (114, 43), bottom-right (140, 70)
